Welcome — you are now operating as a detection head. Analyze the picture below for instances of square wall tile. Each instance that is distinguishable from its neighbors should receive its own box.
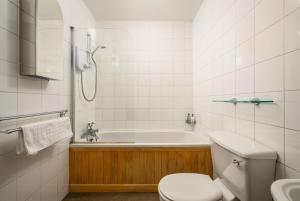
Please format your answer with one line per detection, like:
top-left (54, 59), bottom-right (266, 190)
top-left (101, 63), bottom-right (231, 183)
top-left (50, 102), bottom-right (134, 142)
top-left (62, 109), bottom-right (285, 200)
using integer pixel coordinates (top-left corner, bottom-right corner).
top-left (222, 49), bottom-right (236, 73)
top-left (285, 0), bottom-right (300, 14)
top-left (236, 39), bottom-right (254, 69)
top-left (255, 56), bottom-right (283, 92)
top-left (222, 72), bottom-right (235, 95)
top-left (41, 80), bottom-right (62, 95)
top-left (236, 0), bottom-right (255, 19)
top-left (222, 95), bottom-right (236, 117)
top-left (0, 29), bottom-right (5, 60)
top-left (236, 66), bottom-right (254, 94)
top-left (276, 161), bottom-right (300, 179)
top-left (0, 75), bottom-right (18, 92)
top-left (255, 123), bottom-right (284, 162)
top-left (236, 94), bottom-right (255, 121)
top-left (0, 1), bottom-right (4, 28)
top-left (18, 93), bottom-right (42, 115)
top-left (3, 30), bottom-right (19, 63)
top-left (18, 77), bottom-right (42, 94)
top-left (26, 190), bottom-right (41, 201)
top-left (0, 60), bottom-right (19, 77)
top-left (41, 177), bottom-right (58, 201)
top-left (0, 92), bottom-right (18, 117)
top-left (285, 50), bottom-right (300, 90)
top-left (222, 116), bottom-right (236, 132)
top-left (40, 149), bottom-right (57, 184)
top-left (236, 119), bottom-right (255, 139)
top-left (57, 167), bottom-right (69, 201)
top-left (285, 129), bottom-right (300, 171)
top-left (285, 90), bottom-right (300, 131)
top-left (0, 152), bottom-right (17, 188)
top-left (275, 162), bottom-right (286, 179)
top-left (237, 11), bottom-right (254, 45)
top-left (255, 20), bottom-right (283, 63)
top-left (221, 28), bottom-right (236, 53)
top-left (42, 95), bottom-right (60, 112)
top-left (0, 126), bottom-right (18, 155)
top-left (285, 9), bottom-right (300, 52)
top-left (255, 0), bottom-right (284, 34)
top-left (285, 166), bottom-right (300, 178)
top-left (255, 92), bottom-right (284, 127)
top-left (17, 166), bottom-right (41, 201)
top-left (0, 181), bottom-right (16, 201)
top-left (17, 153), bottom-right (40, 178)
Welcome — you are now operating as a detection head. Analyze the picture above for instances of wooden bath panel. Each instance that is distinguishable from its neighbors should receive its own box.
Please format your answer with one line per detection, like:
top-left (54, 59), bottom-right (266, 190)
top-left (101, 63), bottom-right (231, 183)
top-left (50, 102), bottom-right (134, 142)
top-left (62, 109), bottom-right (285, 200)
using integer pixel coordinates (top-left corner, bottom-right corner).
top-left (69, 147), bottom-right (213, 192)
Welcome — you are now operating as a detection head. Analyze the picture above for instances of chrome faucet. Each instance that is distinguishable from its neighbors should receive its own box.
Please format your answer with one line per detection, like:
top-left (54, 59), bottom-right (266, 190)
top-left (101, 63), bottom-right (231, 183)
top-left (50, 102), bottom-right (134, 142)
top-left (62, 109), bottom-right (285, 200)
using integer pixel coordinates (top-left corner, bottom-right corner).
top-left (80, 122), bottom-right (99, 142)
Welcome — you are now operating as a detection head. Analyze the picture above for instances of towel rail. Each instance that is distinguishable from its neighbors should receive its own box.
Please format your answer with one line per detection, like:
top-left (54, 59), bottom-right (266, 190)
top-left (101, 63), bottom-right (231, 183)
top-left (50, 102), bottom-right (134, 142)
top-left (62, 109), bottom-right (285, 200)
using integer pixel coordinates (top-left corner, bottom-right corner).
top-left (0, 109), bottom-right (68, 134)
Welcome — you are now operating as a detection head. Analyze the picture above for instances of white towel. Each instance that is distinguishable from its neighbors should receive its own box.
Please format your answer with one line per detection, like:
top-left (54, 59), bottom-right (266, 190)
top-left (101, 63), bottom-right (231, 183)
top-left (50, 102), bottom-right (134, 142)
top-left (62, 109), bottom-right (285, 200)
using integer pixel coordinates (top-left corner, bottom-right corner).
top-left (16, 117), bottom-right (73, 155)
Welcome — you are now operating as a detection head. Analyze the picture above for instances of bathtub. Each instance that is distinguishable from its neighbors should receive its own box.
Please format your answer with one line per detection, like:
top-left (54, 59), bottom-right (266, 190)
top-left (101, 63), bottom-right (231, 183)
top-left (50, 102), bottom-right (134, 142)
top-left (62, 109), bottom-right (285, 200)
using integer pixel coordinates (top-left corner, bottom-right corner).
top-left (70, 130), bottom-right (211, 147)
top-left (69, 131), bottom-right (212, 193)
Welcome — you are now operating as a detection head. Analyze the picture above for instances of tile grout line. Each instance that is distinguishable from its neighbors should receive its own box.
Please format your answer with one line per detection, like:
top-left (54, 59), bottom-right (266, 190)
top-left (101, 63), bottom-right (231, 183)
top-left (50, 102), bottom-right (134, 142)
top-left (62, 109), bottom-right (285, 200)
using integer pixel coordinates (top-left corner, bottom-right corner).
top-left (282, 0), bottom-right (287, 173)
top-left (253, 0), bottom-right (257, 140)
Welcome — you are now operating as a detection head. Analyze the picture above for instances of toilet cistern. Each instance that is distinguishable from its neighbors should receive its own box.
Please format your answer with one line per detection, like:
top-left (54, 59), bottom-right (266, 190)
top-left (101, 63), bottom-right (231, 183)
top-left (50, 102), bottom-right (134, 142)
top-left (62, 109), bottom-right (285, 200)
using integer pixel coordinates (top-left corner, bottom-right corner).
top-left (158, 131), bottom-right (277, 201)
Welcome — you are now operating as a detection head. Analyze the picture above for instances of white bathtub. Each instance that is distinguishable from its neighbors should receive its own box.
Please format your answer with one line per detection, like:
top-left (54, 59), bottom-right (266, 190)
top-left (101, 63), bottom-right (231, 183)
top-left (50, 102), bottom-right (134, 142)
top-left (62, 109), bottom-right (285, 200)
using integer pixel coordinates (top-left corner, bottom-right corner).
top-left (71, 130), bottom-right (210, 147)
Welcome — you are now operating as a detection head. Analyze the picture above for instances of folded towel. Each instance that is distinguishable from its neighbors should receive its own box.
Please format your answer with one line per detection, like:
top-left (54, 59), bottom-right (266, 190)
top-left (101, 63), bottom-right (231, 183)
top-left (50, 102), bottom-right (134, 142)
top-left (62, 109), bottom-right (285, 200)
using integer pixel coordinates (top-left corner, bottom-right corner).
top-left (17, 117), bottom-right (73, 155)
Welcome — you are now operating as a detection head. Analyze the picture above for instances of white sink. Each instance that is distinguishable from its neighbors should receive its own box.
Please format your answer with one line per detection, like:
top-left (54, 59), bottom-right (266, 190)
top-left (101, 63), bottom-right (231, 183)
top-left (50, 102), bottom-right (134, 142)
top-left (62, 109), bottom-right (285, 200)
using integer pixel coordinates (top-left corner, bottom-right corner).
top-left (271, 179), bottom-right (300, 201)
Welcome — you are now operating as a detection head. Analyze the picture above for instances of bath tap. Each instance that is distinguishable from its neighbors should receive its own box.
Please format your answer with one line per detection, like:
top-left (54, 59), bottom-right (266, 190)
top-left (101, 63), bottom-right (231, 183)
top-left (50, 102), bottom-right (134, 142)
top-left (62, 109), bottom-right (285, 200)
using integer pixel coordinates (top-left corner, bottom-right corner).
top-left (80, 122), bottom-right (99, 142)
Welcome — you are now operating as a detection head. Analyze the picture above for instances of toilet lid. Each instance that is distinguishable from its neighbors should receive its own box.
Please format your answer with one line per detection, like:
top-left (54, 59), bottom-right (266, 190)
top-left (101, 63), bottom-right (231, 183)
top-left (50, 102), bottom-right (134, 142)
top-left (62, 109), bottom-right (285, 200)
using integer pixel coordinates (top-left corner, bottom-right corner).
top-left (158, 173), bottom-right (223, 201)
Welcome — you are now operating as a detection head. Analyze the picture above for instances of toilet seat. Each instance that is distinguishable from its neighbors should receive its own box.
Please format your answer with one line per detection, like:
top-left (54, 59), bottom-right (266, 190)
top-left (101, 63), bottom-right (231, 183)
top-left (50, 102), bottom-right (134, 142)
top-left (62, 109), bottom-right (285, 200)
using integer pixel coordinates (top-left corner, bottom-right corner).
top-left (158, 173), bottom-right (223, 201)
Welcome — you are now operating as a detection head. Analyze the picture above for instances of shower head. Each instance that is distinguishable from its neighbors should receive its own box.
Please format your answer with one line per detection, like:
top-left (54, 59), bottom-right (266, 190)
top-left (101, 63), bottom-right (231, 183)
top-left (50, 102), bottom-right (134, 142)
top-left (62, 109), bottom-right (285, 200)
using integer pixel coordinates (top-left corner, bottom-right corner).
top-left (91, 45), bottom-right (106, 55)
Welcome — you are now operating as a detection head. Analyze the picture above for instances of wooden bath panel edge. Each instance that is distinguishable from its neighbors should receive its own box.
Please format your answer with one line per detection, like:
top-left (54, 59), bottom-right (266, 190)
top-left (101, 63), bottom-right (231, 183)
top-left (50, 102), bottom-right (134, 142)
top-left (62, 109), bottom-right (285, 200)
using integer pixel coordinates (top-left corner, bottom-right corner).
top-left (70, 184), bottom-right (158, 192)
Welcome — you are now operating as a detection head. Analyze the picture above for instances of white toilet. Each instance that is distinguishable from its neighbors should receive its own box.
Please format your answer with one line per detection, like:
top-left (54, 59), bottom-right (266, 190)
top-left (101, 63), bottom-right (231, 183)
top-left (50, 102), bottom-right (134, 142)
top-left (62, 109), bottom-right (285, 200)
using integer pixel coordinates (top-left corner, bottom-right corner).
top-left (158, 131), bottom-right (277, 201)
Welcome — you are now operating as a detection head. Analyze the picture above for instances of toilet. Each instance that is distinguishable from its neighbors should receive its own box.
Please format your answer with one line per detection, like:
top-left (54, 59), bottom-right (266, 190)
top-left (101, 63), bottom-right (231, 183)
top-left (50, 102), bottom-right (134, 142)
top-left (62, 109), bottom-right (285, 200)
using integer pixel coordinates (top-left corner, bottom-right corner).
top-left (158, 131), bottom-right (277, 201)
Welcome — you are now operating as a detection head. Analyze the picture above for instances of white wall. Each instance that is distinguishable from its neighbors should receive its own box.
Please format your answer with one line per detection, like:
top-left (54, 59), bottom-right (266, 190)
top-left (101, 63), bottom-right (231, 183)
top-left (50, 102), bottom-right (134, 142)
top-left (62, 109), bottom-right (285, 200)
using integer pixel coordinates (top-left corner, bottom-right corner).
top-left (0, 0), bottom-right (95, 200)
top-left (95, 21), bottom-right (193, 130)
top-left (193, 0), bottom-right (300, 179)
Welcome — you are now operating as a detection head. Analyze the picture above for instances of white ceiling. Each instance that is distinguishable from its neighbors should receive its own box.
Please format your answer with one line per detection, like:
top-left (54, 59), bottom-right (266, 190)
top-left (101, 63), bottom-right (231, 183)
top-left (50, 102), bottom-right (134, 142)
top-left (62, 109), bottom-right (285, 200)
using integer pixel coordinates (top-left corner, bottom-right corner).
top-left (83, 0), bottom-right (203, 21)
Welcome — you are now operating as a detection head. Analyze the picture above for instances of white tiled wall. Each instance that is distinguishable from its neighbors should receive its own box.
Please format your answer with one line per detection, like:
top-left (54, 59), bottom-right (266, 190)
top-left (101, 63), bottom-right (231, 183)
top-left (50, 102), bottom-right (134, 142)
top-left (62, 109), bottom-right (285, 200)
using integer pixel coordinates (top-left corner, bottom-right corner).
top-left (0, 0), bottom-right (96, 200)
top-left (193, 0), bottom-right (300, 179)
top-left (95, 21), bottom-right (193, 130)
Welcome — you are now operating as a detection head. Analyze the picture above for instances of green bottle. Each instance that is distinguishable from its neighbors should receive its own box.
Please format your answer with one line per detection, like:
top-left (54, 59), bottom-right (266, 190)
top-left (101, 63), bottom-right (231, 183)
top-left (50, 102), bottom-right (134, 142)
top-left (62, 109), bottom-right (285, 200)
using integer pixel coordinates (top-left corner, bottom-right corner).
top-left (185, 113), bottom-right (191, 124)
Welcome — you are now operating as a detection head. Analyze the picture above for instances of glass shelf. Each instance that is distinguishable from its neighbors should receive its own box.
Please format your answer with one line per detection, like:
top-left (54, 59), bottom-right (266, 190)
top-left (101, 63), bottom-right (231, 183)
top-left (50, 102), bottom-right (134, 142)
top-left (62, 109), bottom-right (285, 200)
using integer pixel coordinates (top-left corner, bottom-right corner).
top-left (212, 98), bottom-right (274, 105)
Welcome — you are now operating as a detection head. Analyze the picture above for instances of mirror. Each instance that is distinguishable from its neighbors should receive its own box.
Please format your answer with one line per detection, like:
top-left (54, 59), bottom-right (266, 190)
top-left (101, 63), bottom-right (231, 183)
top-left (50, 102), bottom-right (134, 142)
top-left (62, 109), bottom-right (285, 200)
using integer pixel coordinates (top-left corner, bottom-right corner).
top-left (20, 0), bottom-right (64, 80)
